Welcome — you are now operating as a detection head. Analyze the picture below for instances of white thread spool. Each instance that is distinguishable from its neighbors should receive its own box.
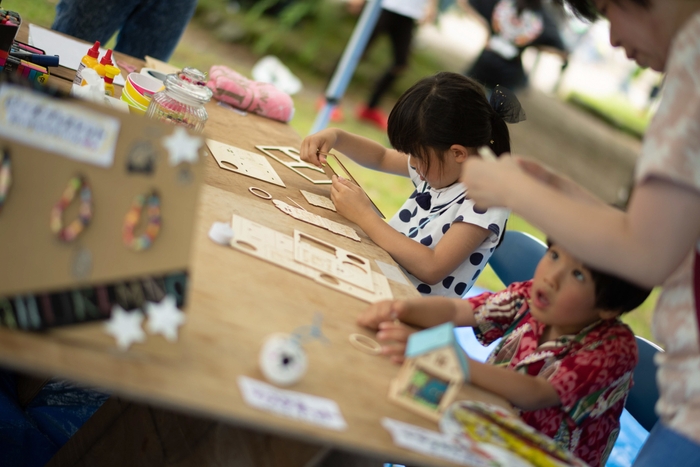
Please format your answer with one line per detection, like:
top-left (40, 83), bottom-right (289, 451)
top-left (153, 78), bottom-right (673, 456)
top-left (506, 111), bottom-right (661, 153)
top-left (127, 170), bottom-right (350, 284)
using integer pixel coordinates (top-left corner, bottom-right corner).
top-left (259, 333), bottom-right (308, 386)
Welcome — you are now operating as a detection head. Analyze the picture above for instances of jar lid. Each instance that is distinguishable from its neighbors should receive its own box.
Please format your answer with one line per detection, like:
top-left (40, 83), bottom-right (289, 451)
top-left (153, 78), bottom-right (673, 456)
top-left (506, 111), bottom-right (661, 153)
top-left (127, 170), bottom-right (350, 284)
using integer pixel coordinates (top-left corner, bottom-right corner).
top-left (163, 68), bottom-right (213, 105)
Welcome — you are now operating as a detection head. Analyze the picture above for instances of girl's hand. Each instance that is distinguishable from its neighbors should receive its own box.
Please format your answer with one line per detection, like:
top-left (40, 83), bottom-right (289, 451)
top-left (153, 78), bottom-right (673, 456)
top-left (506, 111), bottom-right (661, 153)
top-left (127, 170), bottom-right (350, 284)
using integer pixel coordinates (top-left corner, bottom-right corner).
top-left (460, 155), bottom-right (523, 209)
top-left (300, 129), bottom-right (339, 167)
top-left (376, 320), bottom-right (417, 364)
top-left (330, 175), bottom-right (375, 225)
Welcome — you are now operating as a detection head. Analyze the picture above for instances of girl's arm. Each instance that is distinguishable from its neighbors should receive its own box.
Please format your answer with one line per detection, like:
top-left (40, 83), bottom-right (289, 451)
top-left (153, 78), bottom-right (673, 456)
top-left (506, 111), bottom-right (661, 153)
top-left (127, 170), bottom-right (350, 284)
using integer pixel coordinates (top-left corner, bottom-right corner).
top-left (462, 157), bottom-right (700, 287)
top-left (333, 176), bottom-right (491, 284)
top-left (469, 360), bottom-right (561, 411)
top-left (300, 128), bottom-right (409, 176)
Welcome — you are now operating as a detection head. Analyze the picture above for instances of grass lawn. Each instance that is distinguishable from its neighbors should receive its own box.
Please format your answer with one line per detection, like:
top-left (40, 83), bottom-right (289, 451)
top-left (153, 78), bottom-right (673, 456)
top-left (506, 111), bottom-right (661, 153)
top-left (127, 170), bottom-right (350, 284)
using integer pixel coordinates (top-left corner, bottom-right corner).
top-left (11, 0), bottom-right (657, 343)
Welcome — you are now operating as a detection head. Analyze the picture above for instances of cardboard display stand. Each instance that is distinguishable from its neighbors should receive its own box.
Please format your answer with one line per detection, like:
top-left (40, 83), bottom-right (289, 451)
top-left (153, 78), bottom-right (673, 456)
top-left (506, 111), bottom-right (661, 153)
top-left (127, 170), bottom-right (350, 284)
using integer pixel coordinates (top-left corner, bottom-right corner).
top-left (0, 83), bottom-right (203, 330)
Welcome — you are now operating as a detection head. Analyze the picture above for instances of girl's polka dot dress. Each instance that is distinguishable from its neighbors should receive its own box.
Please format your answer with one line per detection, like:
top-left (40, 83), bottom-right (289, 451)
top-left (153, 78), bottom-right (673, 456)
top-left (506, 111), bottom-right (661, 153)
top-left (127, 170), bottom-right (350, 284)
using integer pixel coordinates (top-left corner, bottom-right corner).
top-left (388, 162), bottom-right (509, 297)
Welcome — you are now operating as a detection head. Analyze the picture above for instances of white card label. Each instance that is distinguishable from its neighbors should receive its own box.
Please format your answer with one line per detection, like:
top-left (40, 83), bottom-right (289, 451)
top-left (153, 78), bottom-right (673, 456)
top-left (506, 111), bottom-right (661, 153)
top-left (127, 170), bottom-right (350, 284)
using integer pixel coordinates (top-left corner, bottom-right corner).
top-left (0, 86), bottom-right (120, 168)
top-left (375, 260), bottom-right (410, 285)
top-left (238, 376), bottom-right (347, 431)
top-left (381, 418), bottom-right (490, 467)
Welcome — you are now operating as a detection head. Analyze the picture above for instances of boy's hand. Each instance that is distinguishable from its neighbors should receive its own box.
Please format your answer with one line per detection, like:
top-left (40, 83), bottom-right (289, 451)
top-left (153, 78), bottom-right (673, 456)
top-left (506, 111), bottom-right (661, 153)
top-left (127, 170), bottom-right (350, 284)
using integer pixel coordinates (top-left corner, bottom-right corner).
top-left (331, 175), bottom-right (374, 225)
top-left (377, 321), bottom-right (417, 364)
top-left (357, 299), bottom-right (401, 330)
top-left (300, 129), bottom-right (339, 167)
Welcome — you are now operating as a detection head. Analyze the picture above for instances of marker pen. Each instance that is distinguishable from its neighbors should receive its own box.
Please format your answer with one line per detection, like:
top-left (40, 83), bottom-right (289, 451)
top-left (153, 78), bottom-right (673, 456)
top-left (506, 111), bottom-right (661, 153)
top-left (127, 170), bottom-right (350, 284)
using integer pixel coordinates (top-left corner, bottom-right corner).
top-left (9, 52), bottom-right (59, 67)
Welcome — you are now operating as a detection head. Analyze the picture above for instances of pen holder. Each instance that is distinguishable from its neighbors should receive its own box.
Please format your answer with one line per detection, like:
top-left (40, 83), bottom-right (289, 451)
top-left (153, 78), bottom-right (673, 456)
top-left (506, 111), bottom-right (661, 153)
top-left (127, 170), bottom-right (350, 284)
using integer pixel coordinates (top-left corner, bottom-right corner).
top-left (0, 8), bottom-right (20, 52)
top-left (0, 9), bottom-right (48, 85)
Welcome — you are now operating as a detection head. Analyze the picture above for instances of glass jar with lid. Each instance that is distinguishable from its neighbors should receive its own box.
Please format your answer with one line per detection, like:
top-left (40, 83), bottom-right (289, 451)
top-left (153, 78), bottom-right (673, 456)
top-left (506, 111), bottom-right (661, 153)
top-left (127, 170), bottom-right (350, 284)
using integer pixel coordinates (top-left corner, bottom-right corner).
top-left (145, 67), bottom-right (213, 133)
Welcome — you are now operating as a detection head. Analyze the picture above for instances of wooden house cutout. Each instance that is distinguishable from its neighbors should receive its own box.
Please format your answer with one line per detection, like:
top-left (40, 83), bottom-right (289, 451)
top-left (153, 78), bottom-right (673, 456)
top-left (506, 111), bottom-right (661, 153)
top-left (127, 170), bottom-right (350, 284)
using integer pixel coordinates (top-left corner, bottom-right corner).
top-left (388, 322), bottom-right (469, 421)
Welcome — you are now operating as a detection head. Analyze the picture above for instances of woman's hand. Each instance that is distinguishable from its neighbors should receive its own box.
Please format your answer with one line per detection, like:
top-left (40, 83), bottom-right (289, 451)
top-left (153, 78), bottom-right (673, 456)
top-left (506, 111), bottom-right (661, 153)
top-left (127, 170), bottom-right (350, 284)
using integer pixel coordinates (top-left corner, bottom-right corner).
top-left (300, 129), bottom-right (340, 167)
top-left (460, 155), bottom-right (523, 209)
top-left (330, 175), bottom-right (375, 225)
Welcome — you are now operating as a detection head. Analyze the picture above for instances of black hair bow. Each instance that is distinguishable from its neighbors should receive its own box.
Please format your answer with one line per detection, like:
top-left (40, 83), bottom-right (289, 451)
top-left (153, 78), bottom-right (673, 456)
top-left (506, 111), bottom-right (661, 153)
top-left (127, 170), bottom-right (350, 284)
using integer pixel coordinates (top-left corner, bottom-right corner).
top-left (489, 85), bottom-right (526, 124)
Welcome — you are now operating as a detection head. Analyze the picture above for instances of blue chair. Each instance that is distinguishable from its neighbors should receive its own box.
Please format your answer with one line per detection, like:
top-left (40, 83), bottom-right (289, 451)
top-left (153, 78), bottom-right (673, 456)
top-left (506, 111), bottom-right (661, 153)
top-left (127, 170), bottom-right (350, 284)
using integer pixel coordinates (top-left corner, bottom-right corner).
top-left (626, 336), bottom-right (662, 432)
top-left (487, 230), bottom-right (547, 286)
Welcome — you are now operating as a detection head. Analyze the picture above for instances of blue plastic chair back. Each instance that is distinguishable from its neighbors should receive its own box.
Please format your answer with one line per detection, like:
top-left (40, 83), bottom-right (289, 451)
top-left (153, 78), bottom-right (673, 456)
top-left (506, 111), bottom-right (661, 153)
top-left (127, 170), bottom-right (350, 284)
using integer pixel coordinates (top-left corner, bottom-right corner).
top-left (627, 336), bottom-right (662, 432)
top-left (487, 230), bottom-right (547, 286)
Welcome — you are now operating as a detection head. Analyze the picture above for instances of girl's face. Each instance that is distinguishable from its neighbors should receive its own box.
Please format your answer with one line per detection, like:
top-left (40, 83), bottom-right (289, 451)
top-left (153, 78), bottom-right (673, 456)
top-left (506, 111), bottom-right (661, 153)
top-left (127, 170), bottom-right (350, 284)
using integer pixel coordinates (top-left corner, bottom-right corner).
top-left (409, 146), bottom-right (470, 189)
top-left (594, 0), bottom-right (677, 71)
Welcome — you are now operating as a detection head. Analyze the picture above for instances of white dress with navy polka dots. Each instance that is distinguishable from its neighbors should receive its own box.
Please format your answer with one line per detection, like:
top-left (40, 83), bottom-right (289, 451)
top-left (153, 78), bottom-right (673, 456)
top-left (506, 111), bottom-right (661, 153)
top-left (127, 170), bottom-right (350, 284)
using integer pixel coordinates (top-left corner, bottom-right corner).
top-left (388, 162), bottom-right (510, 297)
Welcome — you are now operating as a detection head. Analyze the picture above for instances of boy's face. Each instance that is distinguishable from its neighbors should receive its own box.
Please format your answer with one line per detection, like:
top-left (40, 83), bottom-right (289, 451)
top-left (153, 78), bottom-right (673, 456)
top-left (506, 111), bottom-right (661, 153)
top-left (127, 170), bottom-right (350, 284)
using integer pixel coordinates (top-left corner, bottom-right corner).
top-left (529, 245), bottom-right (612, 335)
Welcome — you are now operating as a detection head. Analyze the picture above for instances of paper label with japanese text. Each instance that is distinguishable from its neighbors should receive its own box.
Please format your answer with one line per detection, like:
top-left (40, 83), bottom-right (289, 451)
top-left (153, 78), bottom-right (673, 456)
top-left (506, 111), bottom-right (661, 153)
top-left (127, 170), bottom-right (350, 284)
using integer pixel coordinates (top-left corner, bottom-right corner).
top-left (381, 417), bottom-right (490, 467)
top-left (238, 376), bottom-right (347, 431)
top-left (0, 85), bottom-right (120, 168)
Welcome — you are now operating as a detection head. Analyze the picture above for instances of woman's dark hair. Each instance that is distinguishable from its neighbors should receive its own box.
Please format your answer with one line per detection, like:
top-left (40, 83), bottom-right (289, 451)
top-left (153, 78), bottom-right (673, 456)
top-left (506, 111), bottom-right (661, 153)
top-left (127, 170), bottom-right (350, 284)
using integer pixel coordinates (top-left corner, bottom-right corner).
top-left (554, 0), bottom-right (650, 22)
top-left (387, 72), bottom-right (511, 176)
top-left (546, 240), bottom-right (651, 313)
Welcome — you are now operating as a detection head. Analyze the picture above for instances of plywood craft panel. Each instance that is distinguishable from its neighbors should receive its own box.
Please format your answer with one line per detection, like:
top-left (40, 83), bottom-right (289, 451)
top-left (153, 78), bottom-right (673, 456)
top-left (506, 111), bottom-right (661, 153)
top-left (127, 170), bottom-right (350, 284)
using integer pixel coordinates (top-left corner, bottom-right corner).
top-left (230, 215), bottom-right (390, 303)
top-left (206, 139), bottom-right (285, 187)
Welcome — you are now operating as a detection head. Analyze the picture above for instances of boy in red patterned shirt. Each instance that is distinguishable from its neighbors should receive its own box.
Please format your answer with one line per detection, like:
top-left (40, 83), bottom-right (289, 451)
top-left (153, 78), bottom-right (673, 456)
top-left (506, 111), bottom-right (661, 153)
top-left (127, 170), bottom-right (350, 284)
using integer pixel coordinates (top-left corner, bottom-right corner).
top-left (358, 242), bottom-right (651, 466)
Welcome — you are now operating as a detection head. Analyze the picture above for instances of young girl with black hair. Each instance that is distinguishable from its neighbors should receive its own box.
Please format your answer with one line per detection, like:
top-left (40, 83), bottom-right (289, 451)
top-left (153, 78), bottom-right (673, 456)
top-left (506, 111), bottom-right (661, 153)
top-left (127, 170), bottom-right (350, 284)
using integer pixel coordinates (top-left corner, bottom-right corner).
top-left (300, 72), bottom-right (524, 298)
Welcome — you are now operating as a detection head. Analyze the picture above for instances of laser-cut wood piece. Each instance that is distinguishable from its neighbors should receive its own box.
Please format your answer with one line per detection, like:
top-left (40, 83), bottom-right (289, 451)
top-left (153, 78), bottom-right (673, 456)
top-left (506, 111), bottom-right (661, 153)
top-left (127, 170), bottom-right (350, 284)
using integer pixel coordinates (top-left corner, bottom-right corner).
top-left (320, 152), bottom-right (385, 219)
top-left (229, 215), bottom-right (392, 303)
top-left (256, 146), bottom-right (331, 185)
top-left (272, 199), bottom-right (361, 242)
top-left (294, 231), bottom-right (374, 292)
top-left (300, 190), bottom-right (336, 212)
top-left (207, 140), bottom-right (285, 187)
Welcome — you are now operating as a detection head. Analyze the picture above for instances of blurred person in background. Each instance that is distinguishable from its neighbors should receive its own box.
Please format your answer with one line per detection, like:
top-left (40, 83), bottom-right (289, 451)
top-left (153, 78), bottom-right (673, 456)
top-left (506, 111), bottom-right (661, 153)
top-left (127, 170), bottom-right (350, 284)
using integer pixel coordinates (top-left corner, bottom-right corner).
top-left (52, 0), bottom-right (198, 61)
top-left (323, 0), bottom-right (440, 130)
top-left (458, 0), bottom-right (569, 93)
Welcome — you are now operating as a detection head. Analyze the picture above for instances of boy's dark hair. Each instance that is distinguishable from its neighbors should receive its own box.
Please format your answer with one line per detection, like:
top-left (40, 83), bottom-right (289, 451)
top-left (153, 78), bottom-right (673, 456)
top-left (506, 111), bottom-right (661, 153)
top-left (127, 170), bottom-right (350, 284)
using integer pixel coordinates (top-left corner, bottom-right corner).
top-left (554, 0), bottom-right (650, 22)
top-left (546, 240), bottom-right (651, 313)
top-left (387, 72), bottom-right (511, 176)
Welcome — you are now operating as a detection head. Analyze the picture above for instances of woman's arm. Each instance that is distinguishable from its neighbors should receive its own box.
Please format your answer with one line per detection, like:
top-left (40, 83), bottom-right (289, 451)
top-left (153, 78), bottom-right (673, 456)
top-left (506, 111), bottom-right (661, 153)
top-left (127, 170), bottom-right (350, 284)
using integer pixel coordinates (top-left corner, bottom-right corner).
top-left (469, 360), bottom-right (561, 411)
top-left (300, 128), bottom-right (409, 176)
top-left (333, 176), bottom-right (492, 284)
top-left (462, 156), bottom-right (700, 287)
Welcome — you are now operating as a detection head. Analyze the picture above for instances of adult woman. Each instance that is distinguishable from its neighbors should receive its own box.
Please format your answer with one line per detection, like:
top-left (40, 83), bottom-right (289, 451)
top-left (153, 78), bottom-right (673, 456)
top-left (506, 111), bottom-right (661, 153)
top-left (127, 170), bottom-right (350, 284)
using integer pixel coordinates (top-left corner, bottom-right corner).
top-left (460, 0), bottom-right (700, 465)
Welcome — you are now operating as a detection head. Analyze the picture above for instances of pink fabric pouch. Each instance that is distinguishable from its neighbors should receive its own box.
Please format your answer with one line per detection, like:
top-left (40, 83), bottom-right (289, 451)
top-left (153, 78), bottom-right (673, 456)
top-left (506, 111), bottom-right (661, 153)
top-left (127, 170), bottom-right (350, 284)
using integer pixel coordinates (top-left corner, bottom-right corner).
top-left (207, 65), bottom-right (295, 123)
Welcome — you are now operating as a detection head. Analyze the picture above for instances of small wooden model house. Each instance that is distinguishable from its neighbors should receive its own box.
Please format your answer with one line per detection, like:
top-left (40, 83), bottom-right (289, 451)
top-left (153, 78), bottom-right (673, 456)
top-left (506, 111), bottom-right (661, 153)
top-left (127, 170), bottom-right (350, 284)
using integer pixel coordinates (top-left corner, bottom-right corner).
top-left (389, 322), bottom-right (470, 421)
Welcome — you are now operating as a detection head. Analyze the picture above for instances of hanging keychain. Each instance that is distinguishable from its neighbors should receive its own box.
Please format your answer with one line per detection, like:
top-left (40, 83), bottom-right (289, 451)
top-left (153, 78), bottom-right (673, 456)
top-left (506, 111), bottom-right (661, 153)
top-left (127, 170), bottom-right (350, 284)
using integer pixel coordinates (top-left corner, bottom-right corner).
top-left (123, 190), bottom-right (162, 251)
top-left (50, 175), bottom-right (93, 242)
top-left (0, 149), bottom-right (11, 214)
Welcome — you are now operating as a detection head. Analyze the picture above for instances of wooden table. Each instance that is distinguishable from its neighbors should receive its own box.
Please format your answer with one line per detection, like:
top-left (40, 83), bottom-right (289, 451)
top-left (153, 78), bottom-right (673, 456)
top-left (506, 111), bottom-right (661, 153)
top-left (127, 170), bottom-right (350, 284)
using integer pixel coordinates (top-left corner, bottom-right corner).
top-left (1, 25), bottom-right (511, 467)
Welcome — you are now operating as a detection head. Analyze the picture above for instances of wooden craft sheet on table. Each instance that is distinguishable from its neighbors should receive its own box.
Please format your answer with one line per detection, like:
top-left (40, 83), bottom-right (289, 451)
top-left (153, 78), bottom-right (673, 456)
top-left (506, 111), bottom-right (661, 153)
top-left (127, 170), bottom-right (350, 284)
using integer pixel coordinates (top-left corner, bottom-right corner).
top-left (230, 215), bottom-right (391, 302)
